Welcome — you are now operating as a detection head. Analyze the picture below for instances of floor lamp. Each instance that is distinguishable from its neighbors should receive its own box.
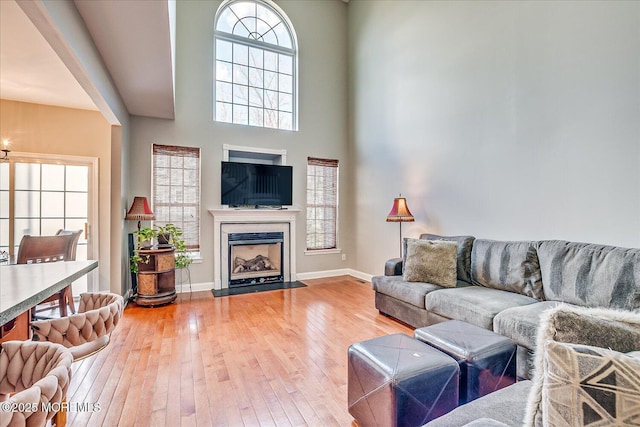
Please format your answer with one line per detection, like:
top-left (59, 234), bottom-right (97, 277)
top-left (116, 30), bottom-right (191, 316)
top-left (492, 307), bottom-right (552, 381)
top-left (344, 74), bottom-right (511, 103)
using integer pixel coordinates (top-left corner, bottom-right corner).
top-left (386, 194), bottom-right (415, 258)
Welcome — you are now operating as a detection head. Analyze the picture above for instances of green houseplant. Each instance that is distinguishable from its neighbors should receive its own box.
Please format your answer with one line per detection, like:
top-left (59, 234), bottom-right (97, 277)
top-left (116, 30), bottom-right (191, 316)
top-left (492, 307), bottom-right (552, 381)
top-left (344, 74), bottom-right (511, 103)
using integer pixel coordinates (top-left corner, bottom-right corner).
top-left (130, 226), bottom-right (157, 274)
top-left (130, 224), bottom-right (192, 274)
top-left (156, 223), bottom-right (193, 269)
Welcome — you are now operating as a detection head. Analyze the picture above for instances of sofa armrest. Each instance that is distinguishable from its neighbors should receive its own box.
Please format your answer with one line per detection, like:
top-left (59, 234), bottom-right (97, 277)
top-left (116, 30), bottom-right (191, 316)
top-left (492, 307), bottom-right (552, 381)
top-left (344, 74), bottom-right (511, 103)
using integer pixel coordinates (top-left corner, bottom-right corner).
top-left (384, 258), bottom-right (403, 276)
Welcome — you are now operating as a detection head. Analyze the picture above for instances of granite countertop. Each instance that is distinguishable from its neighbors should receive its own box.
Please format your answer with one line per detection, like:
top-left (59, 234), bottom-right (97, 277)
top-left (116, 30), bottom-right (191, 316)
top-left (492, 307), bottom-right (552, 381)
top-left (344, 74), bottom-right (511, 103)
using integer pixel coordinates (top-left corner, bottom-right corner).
top-left (0, 260), bottom-right (98, 326)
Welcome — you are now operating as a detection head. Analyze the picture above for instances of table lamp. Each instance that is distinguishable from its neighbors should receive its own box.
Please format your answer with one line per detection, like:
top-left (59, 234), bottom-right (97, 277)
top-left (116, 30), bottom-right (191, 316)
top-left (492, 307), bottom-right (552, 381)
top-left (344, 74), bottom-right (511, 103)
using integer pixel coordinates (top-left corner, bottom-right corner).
top-left (125, 196), bottom-right (155, 230)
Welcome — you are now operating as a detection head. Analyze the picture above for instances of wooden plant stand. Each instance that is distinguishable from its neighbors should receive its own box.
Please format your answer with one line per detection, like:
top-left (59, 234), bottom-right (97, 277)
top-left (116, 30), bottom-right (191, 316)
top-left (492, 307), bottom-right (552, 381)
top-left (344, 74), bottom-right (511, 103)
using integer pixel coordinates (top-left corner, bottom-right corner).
top-left (136, 247), bottom-right (177, 307)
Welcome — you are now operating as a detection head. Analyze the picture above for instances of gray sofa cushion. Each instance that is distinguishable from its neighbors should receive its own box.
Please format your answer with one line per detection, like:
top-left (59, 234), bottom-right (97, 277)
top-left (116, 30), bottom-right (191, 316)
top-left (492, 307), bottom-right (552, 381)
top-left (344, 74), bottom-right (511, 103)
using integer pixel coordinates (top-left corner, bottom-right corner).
top-left (470, 240), bottom-right (544, 300)
top-left (420, 234), bottom-right (476, 284)
top-left (371, 275), bottom-right (444, 308)
top-left (537, 240), bottom-right (640, 310)
top-left (425, 286), bottom-right (539, 330)
top-left (493, 301), bottom-right (564, 349)
top-left (424, 380), bottom-right (531, 427)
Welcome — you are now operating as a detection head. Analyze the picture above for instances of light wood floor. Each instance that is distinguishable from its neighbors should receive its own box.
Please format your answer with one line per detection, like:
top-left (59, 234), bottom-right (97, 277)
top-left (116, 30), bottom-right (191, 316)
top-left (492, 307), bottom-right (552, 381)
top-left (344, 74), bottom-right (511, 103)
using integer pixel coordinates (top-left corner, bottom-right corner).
top-left (66, 276), bottom-right (412, 426)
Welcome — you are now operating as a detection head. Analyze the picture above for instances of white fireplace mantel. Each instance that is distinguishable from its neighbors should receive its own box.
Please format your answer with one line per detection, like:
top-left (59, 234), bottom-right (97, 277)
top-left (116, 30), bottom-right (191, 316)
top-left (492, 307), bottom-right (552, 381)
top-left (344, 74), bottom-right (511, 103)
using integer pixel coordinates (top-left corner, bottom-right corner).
top-left (209, 208), bottom-right (301, 290)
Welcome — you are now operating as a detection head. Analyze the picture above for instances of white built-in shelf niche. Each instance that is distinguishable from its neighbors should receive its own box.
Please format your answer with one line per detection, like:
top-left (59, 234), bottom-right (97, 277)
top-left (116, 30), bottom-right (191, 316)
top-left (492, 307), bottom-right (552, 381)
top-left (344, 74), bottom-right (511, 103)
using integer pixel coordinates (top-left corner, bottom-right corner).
top-left (223, 144), bottom-right (287, 165)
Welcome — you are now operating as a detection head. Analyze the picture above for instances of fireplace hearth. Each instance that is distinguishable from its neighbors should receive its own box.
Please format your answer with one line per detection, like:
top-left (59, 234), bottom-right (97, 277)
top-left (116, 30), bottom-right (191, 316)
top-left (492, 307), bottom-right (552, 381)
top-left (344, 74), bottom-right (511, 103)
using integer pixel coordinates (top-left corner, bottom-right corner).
top-left (228, 232), bottom-right (284, 287)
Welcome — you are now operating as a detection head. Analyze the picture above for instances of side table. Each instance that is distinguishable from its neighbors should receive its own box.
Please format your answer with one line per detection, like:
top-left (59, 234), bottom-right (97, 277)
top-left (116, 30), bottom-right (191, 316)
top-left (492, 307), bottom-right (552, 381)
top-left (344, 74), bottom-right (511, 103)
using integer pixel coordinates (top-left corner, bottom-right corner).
top-left (136, 247), bottom-right (177, 307)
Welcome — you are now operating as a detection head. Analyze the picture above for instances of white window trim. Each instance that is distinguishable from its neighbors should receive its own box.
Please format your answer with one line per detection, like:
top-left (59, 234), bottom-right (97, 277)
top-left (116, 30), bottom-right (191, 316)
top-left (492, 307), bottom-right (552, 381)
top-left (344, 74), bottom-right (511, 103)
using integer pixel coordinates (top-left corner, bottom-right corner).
top-left (304, 248), bottom-right (341, 256)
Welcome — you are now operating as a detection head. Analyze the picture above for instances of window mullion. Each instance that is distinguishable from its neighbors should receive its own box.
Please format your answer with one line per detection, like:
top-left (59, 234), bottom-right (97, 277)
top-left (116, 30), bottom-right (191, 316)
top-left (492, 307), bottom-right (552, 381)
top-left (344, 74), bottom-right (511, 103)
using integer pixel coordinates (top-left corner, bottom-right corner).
top-left (216, 32), bottom-right (294, 57)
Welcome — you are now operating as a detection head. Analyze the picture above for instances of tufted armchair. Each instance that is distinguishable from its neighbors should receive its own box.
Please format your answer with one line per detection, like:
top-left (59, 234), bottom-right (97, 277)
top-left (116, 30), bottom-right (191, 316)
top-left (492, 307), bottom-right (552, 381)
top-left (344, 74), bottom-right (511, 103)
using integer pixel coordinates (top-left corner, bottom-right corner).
top-left (30, 292), bottom-right (124, 361)
top-left (0, 341), bottom-right (73, 427)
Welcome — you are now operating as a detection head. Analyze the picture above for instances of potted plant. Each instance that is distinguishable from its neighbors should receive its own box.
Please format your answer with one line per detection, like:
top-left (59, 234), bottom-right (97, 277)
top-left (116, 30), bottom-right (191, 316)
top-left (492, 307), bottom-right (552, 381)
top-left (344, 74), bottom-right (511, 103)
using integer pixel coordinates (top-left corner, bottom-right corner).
top-left (134, 226), bottom-right (157, 249)
top-left (155, 223), bottom-right (180, 247)
top-left (154, 223), bottom-right (193, 269)
top-left (130, 226), bottom-right (157, 274)
top-left (129, 224), bottom-right (192, 274)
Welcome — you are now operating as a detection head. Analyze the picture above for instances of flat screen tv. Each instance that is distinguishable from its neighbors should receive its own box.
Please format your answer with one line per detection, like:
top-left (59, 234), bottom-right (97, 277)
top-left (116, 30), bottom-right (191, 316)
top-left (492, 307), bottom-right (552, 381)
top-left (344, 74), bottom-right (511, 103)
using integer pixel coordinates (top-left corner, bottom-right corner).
top-left (221, 161), bottom-right (293, 207)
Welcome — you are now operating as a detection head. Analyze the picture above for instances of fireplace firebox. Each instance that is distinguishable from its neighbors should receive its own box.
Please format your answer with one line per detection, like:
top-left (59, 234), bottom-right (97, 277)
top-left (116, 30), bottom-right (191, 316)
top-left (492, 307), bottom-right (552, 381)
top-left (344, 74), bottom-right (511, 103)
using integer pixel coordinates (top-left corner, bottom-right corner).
top-left (228, 232), bottom-right (284, 287)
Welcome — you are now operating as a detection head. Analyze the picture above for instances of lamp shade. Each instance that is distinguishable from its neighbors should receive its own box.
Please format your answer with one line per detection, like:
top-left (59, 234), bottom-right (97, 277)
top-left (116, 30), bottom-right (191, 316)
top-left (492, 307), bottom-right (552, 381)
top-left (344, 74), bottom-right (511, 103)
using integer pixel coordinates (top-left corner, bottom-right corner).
top-left (125, 197), bottom-right (155, 221)
top-left (386, 196), bottom-right (415, 222)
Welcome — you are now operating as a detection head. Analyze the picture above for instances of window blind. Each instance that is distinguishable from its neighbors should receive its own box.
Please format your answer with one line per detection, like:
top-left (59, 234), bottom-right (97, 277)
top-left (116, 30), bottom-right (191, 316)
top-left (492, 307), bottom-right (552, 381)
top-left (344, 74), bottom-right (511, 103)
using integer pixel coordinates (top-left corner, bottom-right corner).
top-left (306, 157), bottom-right (338, 250)
top-left (152, 144), bottom-right (201, 251)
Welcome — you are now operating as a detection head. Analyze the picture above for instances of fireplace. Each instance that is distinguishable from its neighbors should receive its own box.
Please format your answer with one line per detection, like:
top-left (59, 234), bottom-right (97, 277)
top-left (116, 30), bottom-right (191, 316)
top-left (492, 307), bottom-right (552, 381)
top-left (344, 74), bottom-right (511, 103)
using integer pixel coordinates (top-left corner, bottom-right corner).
top-left (210, 208), bottom-right (300, 290)
top-left (228, 232), bottom-right (284, 287)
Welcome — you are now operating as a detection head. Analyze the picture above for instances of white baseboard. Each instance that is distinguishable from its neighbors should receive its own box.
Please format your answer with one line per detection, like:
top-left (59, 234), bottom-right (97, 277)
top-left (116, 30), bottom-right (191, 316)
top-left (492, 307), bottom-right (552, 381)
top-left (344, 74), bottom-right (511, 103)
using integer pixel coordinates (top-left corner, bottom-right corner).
top-left (175, 270), bottom-right (373, 294)
top-left (176, 281), bottom-right (215, 293)
top-left (296, 269), bottom-right (372, 282)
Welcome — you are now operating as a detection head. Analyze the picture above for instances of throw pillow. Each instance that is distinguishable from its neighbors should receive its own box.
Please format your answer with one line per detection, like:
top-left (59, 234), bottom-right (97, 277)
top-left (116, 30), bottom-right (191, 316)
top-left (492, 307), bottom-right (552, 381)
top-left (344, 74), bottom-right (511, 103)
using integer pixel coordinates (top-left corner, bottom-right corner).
top-left (524, 305), bottom-right (640, 427)
top-left (540, 341), bottom-right (640, 426)
top-left (403, 239), bottom-right (458, 287)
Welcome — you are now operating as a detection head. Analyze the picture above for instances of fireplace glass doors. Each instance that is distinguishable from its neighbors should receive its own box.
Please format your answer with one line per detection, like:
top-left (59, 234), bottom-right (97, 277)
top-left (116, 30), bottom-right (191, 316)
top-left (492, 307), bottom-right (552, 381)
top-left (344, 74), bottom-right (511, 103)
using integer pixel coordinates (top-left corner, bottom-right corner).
top-left (228, 232), bottom-right (284, 287)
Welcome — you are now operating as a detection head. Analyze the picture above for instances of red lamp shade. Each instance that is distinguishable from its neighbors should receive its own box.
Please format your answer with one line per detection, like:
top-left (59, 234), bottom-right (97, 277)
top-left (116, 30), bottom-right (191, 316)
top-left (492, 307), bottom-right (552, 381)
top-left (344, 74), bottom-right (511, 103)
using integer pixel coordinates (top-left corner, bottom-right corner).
top-left (386, 196), bottom-right (415, 223)
top-left (126, 196), bottom-right (155, 220)
top-left (126, 196), bottom-right (155, 231)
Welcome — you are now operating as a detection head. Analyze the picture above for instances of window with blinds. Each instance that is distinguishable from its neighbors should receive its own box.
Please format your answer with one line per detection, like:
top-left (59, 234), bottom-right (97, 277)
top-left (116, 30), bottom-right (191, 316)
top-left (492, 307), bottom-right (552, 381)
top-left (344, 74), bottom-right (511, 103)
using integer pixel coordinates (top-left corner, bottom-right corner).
top-left (152, 144), bottom-right (201, 253)
top-left (306, 157), bottom-right (338, 250)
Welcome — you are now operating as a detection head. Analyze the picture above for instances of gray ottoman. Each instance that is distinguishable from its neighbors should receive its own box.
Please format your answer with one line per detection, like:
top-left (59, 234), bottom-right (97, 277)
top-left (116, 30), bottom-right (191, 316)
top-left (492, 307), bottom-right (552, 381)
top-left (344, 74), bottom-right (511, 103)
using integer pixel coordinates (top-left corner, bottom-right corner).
top-left (348, 333), bottom-right (460, 427)
top-left (414, 320), bottom-right (516, 404)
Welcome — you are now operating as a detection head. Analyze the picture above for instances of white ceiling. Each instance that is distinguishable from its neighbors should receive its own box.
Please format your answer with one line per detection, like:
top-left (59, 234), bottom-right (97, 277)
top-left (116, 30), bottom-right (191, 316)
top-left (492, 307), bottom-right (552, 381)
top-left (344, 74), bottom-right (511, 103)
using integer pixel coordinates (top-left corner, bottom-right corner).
top-left (74, 0), bottom-right (175, 119)
top-left (0, 0), bottom-right (98, 111)
top-left (0, 0), bottom-right (175, 119)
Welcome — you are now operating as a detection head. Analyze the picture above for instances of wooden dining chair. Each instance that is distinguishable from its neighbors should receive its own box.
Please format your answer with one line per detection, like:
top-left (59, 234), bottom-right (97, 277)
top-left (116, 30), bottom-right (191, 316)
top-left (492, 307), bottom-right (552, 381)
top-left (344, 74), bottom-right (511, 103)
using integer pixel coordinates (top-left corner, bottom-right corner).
top-left (56, 228), bottom-right (83, 259)
top-left (16, 231), bottom-right (82, 318)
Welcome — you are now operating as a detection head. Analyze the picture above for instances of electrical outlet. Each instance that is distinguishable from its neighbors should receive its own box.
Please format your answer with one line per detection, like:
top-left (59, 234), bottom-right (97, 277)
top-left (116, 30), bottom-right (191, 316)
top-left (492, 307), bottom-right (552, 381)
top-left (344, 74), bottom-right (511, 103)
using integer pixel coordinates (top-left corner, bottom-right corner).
top-left (342, 254), bottom-right (347, 261)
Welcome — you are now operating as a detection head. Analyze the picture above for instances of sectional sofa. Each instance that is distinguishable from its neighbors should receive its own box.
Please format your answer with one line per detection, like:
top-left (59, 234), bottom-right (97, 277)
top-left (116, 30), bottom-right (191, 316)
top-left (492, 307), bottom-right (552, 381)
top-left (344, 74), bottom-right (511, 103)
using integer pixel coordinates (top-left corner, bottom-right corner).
top-left (425, 304), bottom-right (640, 426)
top-left (371, 234), bottom-right (640, 378)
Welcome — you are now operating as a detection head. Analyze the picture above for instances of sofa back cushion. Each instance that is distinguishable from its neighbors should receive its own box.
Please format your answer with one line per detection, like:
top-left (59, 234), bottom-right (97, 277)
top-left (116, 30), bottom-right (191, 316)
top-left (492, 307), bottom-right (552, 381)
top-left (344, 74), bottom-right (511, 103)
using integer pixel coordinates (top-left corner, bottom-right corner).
top-left (470, 239), bottom-right (544, 300)
top-left (418, 234), bottom-right (475, 284)
top-left (537, 240), bottom-right (640, 310)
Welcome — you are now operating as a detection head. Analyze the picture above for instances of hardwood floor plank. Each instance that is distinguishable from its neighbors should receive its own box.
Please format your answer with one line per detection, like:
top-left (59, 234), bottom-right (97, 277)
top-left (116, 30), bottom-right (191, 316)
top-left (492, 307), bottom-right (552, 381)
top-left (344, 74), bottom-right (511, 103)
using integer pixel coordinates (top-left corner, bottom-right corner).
top-left (65, 276), bottom-right (411, 426)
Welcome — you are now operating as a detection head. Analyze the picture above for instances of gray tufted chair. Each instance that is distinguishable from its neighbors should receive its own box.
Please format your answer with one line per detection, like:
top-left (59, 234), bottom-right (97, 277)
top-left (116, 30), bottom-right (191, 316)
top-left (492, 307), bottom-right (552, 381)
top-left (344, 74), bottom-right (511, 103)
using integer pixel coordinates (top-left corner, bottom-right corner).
top-left (0, 341), bottom-right (73, 427)
top-left (30, 292), bottom-right (124, 361)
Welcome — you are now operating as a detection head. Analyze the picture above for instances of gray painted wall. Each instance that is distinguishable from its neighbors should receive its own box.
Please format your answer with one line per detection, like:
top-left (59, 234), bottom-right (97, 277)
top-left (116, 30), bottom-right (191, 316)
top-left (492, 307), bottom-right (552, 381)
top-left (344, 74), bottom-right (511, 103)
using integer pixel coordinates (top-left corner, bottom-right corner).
top-left (129, 0), bottom-right (350, 284)
top-left (348, 1), bottom-right (640, 275)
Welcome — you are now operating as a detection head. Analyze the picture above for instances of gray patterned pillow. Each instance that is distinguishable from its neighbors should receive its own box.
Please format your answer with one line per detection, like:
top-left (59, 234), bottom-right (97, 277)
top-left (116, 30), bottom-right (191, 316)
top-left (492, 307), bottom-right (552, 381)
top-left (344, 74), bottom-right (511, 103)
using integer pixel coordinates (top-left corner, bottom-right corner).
top-left (525, 305), bottom-right (640, 427)
top-left (540, 341), bottom-right (640, 426)
top-left (403, 239), bottom-right (458, 287)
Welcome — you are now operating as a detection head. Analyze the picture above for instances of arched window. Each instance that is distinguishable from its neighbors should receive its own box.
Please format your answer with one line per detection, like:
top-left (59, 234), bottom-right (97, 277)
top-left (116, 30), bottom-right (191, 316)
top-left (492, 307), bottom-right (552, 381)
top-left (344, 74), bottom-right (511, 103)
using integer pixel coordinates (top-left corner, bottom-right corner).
top-left (214, 0), bottom-right (298, 131)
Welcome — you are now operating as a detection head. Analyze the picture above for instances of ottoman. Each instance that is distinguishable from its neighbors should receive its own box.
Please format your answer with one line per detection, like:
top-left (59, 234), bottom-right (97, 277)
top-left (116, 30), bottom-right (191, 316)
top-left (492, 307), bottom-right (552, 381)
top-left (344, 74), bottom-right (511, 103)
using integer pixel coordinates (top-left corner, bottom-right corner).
top-left (414, 320), bottom-right (516, 404)
top-left (348, 333), bottom-right (460, 427)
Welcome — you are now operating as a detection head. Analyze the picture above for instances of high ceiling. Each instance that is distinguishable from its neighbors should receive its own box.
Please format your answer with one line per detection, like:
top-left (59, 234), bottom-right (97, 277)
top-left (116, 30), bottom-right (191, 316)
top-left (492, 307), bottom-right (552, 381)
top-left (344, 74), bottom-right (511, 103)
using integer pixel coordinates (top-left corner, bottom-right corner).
top-left (0, 0), bottom-right (97, 111)
top-left (0, 0), bottom-right (175, 120)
